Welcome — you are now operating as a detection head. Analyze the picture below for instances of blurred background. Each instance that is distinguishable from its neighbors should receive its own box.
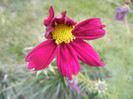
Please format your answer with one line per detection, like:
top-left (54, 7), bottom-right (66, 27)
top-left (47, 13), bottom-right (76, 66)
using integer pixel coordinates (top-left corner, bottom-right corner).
top-left (0, 0), bottom-right (133, 99)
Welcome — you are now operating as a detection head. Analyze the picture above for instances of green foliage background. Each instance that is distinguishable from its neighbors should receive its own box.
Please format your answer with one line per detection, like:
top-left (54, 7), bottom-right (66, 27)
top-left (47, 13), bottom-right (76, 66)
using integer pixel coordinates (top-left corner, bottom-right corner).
top-left (0, 0), bottom-right (133, 99)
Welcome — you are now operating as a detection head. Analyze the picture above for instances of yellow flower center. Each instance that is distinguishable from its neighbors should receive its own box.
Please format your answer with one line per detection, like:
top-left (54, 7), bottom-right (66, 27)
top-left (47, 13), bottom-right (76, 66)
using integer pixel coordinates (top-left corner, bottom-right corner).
top-left (51, 24), bottom-right (76, 45)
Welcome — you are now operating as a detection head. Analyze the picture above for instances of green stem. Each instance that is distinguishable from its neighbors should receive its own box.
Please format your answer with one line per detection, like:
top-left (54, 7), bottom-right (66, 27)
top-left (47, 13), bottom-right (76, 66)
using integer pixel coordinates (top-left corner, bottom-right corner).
top-left (125, 15), bottom-right (130, 34)
top-left (78, 72), bottom-right (96, 87)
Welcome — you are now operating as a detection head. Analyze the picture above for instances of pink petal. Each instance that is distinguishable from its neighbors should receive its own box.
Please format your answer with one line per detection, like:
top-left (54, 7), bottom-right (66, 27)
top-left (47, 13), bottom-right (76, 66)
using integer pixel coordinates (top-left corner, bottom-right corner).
top-left (57, 44), bottom-right (80, 80)
top-left (44, 6), bottom-right (54, 26)
top-left (45, 25), bottom-right (55, 39)
top-left (72, 18), bottom-right (106, 40)
top-left (74, 84), bottom-right (80, 94)
top-left (65, 16), bottom-right (77, 26)
top-left (25, 40), bottom-right (57, 70)
top-left (51, 11), bottom-right (66, 26)
top-left (70, 39), bottom-right (105, 66)
top-left (27, 61), bottom-right (36, 69)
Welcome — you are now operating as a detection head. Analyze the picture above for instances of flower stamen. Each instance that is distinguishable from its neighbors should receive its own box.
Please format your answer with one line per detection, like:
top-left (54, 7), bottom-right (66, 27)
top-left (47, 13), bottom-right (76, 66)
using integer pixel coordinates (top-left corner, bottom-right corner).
top-left (51, 24), bottom-right (76, 45)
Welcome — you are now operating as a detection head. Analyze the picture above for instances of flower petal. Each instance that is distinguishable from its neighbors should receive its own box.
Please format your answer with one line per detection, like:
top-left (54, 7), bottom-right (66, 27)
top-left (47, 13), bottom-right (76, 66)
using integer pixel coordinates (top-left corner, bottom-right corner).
top-left (27, 61), bottom-right (36, 69)
top-left (116, 7), bottom-right (129, 13)
top-left (65, 16), bottom-right (77, 26)
top-left (119, 13), bottom-right (127, 21)
top-left (70, 39), bottom-right (104, 66)
top-left (51, 11), bottom-right (66, 26)
top-left (44, 6), bottom-right (54, 26)
top-left (115, 12), bottom-right (120, 20)
top-left (45, 25), bottom-right (55, 39)
top-left (72, 18), bottom-right (105, 40)
top-left (57, 44), bottom-right (80, 80)
top-left (25, 40), bottom-right (57, 70)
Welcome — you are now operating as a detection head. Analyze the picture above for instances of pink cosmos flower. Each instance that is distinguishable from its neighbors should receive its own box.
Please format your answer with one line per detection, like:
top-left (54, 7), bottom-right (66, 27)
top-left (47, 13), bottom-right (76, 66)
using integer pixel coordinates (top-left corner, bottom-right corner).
top-left (115, 2), bottom-right (129, 21)
top-left (25, 6), bottom-right (106, 80)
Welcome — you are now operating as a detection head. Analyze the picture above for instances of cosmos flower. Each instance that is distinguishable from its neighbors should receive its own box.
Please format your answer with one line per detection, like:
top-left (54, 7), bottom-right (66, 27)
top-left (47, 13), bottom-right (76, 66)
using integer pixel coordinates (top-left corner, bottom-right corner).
top-left (115, 2), bottom-right (129, 21)
top-left (25, 6), bottom-right (106, 80)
